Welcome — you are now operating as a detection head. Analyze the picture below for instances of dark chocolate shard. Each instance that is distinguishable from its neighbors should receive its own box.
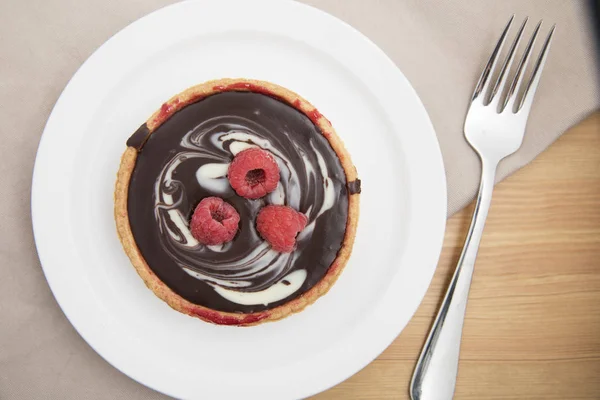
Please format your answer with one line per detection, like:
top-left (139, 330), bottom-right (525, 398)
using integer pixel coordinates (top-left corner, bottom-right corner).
top-left (126, 123), bottom-right (151, 150)
top-left (347, 179), bottom-right (361, 194)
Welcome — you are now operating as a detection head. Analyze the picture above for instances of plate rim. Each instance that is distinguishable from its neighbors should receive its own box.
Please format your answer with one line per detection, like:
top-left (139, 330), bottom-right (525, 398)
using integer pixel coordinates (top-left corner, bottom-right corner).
top-left (31, 0), bottom-right (447, 398)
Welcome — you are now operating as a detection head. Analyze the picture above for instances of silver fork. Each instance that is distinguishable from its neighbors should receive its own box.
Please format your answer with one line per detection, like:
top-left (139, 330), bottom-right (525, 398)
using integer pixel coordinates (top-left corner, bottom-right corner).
top-left (410, 16), bottom-right (555, 400)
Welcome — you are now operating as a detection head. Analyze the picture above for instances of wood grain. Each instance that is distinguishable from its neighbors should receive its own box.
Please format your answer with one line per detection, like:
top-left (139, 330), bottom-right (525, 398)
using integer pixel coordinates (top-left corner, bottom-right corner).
top-left (312, 111), bottom-right (600, 399)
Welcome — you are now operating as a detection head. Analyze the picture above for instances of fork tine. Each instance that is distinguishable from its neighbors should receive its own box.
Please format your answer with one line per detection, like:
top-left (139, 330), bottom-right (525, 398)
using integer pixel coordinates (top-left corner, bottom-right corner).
top-left (490, 17), bottom-right (528, 111)
top-left (517, 25), bottom-right (556, 115)
top-left (471, 15), bottom-right (514, 103)
top-left (505, 21), bottom-right (542, 111)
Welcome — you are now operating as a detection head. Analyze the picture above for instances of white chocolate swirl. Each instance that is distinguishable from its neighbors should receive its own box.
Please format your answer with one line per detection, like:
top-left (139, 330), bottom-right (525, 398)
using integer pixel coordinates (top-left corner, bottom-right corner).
top-left (153, 116), bottom-right (337, 306)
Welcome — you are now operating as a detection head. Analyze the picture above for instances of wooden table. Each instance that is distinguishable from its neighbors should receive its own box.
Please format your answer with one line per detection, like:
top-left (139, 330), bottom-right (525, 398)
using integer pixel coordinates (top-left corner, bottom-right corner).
top-left (313, 112), bottom-right (600, 399)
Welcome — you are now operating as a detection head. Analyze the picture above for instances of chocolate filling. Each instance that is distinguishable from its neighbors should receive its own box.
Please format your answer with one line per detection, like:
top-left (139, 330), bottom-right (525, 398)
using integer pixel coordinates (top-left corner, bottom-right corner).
top-left (127, 92), bottom-right (349, 313)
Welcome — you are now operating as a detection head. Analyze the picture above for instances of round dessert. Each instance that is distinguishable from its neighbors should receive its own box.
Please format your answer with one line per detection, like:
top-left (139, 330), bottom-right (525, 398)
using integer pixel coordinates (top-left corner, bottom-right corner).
top-left (114, 78), bottom-right (360, 326)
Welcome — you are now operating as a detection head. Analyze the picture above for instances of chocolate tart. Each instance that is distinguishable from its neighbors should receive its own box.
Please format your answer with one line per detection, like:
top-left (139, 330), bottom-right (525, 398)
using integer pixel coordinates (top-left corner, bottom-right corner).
top-left (114, 78), bottom-right (360, 326)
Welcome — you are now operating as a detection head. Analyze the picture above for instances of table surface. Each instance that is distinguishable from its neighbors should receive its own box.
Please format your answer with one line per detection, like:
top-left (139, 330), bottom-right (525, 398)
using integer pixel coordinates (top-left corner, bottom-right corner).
top-left (312, 111), bottom-right (600, 399)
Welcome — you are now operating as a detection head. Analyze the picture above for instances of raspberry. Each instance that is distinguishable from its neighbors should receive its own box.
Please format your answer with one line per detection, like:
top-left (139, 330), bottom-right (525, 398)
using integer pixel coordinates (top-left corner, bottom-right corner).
top-left (256, 205), bottom-right (308, 253)
top-left (228, 148), bottom-right (280, 199)
top-left (190, 197), bottom-right (240, 245)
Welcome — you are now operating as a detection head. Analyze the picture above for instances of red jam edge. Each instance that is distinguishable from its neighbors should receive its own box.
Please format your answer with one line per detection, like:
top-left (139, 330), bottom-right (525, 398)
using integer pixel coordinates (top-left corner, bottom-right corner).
top-left (186, 306), bottom-right (269, 326)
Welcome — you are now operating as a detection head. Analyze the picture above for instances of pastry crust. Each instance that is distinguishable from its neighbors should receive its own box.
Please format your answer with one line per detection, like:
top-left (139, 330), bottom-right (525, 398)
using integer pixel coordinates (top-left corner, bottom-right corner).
top-left (114, 78), bottom-right (359, 326)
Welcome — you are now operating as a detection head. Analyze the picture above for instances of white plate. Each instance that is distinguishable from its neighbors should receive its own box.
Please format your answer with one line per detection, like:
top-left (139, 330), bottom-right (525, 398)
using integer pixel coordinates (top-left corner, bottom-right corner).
top-left (31, 1), bottom-right (446, 399)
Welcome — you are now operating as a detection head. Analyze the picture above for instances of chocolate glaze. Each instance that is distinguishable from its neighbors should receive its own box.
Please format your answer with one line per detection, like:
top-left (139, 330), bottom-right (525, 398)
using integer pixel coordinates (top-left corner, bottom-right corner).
top-left (127, 92), bottom-right (350, 313)
top-left (126, 123), bottom-right (151, 150)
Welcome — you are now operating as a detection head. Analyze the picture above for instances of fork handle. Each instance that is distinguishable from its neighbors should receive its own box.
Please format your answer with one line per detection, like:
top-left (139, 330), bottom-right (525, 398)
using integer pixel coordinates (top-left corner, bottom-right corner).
top-left (410, 159), bottom-right (497, 400)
